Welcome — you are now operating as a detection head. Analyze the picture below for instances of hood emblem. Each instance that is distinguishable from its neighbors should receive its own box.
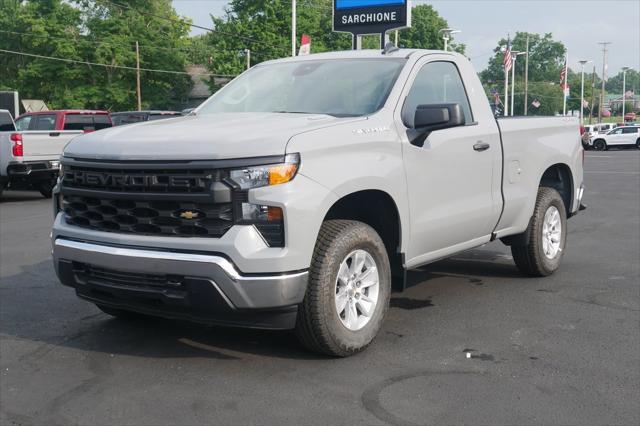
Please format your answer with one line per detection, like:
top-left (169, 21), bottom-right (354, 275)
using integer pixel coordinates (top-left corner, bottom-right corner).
top-left (179, 210), bottom-right (200, 220)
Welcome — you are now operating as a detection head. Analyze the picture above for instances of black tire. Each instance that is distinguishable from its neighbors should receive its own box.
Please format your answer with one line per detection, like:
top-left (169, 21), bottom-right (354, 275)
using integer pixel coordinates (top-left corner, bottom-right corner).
top-left (37, 180), bottom-right (55, 198)
top-left (636, 138), bottom-right (640, 149)
top-left (95, 304), bottom-right (140, 319)
top-left (593, 139), bottom-right (607, 151)
top-left (511, 187), bottom-right (567, 277)
top-left (295, 220), bottom-right (391, 357)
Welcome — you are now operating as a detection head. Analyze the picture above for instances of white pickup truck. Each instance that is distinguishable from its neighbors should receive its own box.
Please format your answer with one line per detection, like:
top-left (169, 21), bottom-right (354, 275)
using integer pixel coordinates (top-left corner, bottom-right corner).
top-left (0, 110), bottom-right (83, 197)
top-left (51, 48), bottom-right (585, 356)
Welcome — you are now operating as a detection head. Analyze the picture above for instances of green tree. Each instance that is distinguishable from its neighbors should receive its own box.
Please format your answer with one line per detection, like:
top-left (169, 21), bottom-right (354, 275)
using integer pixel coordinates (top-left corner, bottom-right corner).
top-left (605, 69), bottom-right (639, 95)
top-left (205, 1), bottom-right (462, 84)
top-left (480, 32), bottom-right (567, 115)
top-left (0, 0), bottom-right (193, 110)
top-left (480, 32), bottom-right (566, 86)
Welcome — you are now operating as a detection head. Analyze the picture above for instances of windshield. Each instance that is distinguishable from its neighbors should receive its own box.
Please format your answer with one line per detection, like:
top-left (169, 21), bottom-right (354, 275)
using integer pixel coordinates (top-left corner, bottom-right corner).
top-left (197, 58), bottom-right (406, 117)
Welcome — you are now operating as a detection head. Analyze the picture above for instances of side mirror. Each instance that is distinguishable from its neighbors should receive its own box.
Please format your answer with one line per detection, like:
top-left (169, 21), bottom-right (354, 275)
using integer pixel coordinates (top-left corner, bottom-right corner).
top-left (410, 103), bottom-right (465, 132)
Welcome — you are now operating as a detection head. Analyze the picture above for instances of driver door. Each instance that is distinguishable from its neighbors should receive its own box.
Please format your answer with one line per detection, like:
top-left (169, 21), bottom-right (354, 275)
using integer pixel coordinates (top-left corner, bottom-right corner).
top-left (396, 57), bottom-right (502, 267)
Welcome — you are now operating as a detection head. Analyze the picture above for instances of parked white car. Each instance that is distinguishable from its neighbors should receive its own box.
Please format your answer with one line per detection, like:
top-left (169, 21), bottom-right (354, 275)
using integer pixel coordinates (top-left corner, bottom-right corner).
top-left (591, 126), bottom-right (640, 150)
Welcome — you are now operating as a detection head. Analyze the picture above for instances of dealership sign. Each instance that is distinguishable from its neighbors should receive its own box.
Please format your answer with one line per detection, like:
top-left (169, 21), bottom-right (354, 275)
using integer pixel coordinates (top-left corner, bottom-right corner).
top-left (333, 0), bottom-right (411, 48)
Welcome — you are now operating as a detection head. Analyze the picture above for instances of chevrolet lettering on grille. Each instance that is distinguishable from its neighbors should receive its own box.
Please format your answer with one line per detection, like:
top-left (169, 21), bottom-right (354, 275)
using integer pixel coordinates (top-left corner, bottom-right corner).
top-left (68, 171), bottom-right (201, 190)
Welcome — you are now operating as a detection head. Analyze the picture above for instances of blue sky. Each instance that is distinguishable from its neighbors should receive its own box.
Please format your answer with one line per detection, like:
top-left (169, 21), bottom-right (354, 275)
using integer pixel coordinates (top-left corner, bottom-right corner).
top-left (172, 0), bottom-right (640, 75)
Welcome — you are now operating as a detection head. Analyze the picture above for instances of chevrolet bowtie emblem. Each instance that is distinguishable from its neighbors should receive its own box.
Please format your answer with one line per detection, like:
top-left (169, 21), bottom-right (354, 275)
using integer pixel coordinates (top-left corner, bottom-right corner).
top-left (179, 211), bottom-right (199, 220)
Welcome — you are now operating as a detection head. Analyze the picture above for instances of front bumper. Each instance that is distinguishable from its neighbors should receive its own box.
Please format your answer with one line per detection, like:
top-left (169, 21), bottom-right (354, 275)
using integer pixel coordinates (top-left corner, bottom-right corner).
top-left (53, 238), bottom-right (308, 329)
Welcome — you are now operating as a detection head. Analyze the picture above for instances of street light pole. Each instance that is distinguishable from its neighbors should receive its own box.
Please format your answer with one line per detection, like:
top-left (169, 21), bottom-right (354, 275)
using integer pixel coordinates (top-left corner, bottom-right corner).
top-left (621, 66), bottom-right (632, 120)
top-left (524, 35), bottom-right (530, 116)
top-left (578, 60), bottom-right (591, 125)
top-left (438, 28), bottom-right (460, 52)
top-left (291, 0), bottom-right (297, 57)
top-left (245, 49), bottom-right (251, 70)
top-left (510, 51), bottom-right (525, 116)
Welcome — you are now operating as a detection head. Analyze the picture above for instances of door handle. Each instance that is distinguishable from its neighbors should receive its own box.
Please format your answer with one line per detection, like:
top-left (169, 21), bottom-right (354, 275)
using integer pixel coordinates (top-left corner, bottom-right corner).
top-left (49, 132), bottom-right (60, 137)
top-left (473, 141), bottom-right (490, 152)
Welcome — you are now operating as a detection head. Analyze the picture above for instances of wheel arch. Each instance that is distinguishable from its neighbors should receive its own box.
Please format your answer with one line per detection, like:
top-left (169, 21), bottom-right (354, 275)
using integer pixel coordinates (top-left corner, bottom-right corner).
top-left (323, 189), bottom-right (405, 290)
top-left (539, 163), bottom-right (574, 218)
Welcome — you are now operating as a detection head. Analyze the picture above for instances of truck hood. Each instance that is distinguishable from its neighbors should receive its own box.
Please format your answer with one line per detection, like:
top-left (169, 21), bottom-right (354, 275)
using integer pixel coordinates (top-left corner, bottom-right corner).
top-left (63, 113), bottom-right (357, 161)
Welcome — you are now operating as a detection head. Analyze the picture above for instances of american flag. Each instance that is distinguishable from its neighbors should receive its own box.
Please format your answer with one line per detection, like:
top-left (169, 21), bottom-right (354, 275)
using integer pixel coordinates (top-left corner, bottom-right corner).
top-left (503, 37), bottom-right (512, 72)
top-left (560, 57), bottom-right (570, 98)
top-left (560, 58), bottom-right (567, 87)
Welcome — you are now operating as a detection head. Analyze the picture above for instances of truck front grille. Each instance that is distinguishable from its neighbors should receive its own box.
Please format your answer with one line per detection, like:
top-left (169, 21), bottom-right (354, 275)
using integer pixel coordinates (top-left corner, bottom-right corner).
top-left (59, 160), bottom-right (285, 245)
top-left (62, 194), bottom-right (233, 237)
top-left (61, 165), bottom-right (216, 194)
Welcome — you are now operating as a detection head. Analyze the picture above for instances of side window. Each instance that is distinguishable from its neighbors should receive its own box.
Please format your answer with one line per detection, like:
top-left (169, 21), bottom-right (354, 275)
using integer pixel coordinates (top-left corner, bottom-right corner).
top-left (15, 116), bottom-right (32, 131)
top-left (612, 128), bottom-right (623, 134)
top-left (64, 114), bottom-right (94, 131)
top-left (93, 115), bottom-right (112, 130)
top-left (33, 114), bottom-right (57, 130)
top-left (403, 61), bottom-right (473, 125)
top-left (0, 112), bottom-right (15, 131)
top-left (622, 127), bottom-right (637, 134)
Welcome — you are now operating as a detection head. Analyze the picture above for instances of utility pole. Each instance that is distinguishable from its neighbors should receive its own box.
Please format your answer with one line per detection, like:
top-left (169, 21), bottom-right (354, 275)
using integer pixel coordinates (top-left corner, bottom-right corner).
top-left (135, 41), bottom-right (141, 111)
top-left (394, 30), bottom-right (398, 46)
top-left (245, 49), bottom-right (251, 70)
top-left (589, 65), bottom-right (596, 124)
top-left (524, 35), bottom-right (529, 116)
top-left (597, 42), bottom-right (611, 123)
top-left (621, 66), bottom-right (632, 120)
top-left (291, 0), bottom-right (297, 57)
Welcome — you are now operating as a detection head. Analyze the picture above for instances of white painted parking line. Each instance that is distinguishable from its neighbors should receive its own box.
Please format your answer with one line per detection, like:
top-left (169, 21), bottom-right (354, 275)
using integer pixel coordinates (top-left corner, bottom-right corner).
top-left (585, 171), bottom-right (640, 175)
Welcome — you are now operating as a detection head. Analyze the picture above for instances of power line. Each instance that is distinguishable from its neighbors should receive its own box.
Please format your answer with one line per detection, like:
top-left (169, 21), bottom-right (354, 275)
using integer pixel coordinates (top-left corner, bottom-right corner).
top-left (0, 29), bottom-right (217, 56)
top-left (0, 48), bottom-right (237, 77)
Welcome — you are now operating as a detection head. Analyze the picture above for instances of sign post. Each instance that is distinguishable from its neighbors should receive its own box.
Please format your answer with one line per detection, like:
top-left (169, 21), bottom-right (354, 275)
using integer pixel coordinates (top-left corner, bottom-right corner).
top-left (333, 0), bottom-right (411, 50)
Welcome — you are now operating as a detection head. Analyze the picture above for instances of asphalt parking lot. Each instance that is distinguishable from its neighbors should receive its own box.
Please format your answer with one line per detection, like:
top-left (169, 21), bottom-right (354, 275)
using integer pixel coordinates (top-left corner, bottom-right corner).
top-left (1, 150), bottom-right (639, 426)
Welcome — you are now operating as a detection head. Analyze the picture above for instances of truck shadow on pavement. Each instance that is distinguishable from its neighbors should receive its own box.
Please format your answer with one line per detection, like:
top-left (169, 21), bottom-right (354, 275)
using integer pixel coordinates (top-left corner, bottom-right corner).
top-left (1, 249), bottom-right (520, 361)
top-left (0, 191), bottom-right (47, 203)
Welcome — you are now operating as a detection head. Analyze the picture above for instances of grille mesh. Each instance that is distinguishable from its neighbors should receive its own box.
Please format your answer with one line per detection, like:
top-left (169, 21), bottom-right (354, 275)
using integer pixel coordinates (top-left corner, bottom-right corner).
top-left (62, 194), bottom-right (233, 238)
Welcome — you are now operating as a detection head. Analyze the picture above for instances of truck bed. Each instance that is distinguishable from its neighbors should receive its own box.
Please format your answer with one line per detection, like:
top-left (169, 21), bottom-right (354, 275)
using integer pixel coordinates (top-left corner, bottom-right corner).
top-left (494, 116), bottom-right (582, 237)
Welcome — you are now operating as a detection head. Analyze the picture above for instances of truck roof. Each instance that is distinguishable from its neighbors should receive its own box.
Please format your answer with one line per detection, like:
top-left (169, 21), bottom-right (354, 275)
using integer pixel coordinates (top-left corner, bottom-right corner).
top-left (260, 48), bottom-right (455, 65)
top-left (19, 110), bottom-right (110, 116)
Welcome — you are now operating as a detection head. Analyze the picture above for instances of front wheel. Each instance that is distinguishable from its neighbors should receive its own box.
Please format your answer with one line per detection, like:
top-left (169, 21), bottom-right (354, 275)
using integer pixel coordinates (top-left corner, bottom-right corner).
top-left (511, 187), bottom-right (567, 277)
top-left (593, 139), bottom-right (607, 151)
top-left (295, 220), bottom-right (391, 357)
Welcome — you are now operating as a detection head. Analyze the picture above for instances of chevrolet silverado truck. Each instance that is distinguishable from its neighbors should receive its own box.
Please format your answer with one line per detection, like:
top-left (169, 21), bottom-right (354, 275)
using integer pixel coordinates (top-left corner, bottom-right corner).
top-left (51, 49), bottom-right (585, 356)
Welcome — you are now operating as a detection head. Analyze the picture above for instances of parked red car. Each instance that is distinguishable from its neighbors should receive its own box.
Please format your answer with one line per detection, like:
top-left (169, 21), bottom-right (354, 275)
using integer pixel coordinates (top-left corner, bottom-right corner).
top-left (14, 110), bottom-right (112, 133)
top-left (624, 112), bottom-right (637, 122)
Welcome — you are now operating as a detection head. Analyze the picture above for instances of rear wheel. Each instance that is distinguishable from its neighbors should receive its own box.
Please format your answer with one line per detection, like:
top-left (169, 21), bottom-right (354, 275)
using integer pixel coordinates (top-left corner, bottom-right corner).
top-left (636, 138), bottom-right (640, 149)
top-left (295, 220), bottom-right (391, 357)
top-left (593, 139), bottom-right (607, 151)
top-left (511, 187), bottom-right (567, 277)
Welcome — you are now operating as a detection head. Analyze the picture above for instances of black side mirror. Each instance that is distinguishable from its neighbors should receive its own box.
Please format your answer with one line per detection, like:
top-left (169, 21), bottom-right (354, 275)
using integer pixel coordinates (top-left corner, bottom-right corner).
top-left (411, 103), bottom-right (465, 132)
top-left (404, 103), bottom-right (465, 147)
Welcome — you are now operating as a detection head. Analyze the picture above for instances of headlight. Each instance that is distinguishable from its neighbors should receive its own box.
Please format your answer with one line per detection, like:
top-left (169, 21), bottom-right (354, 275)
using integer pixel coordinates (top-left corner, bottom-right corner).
top-left (229, 153), bottom-right (299, 190)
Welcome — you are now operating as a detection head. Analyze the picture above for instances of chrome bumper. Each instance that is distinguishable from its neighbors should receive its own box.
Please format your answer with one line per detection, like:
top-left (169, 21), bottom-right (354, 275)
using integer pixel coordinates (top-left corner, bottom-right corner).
top-left (53, 238), bottom-right (308, 310)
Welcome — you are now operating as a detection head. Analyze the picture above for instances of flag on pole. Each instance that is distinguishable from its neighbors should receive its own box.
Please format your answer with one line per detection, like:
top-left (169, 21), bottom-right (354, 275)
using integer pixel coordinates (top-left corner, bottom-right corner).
top-left (503, 37), bottom-right (512, 72)
top-left (298, 34), bottom-right (311, 56)
top-left (560, 57), bottom-right (570, 99)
